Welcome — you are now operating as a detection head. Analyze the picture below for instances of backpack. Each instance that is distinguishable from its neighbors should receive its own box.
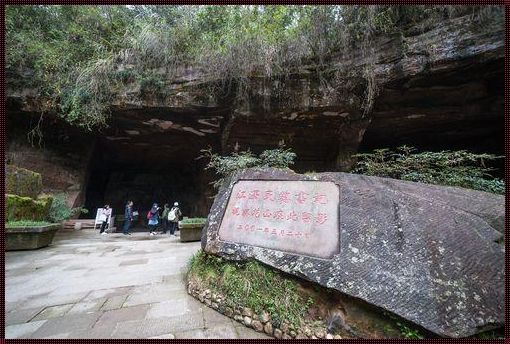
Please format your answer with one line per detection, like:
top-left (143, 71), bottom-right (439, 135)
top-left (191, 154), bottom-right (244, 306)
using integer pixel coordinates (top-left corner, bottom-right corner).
top-left (147, 210), bottom-right (152, 220)
top-left (168, 208), bottom-right (177, 221)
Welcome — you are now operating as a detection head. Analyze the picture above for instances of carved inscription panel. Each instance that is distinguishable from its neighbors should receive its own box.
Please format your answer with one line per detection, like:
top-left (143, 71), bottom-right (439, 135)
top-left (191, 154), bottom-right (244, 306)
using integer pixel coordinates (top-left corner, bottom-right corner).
top-left (218, 180), bottom-right (340, 259)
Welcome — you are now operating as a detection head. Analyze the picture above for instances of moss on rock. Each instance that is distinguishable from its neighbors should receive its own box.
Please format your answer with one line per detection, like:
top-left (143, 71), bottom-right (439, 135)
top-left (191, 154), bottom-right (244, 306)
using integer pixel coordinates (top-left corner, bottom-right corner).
top-left (5, 194), bottom-right (53, 222)
top-left (6, 165), bottom-right (43, 198)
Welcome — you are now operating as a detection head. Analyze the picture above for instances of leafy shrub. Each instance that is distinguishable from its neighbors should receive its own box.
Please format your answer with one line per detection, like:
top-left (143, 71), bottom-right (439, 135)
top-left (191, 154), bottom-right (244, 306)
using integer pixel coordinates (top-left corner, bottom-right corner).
top-left (180, 217), bottom-right (207, 225)
top-left (5, 194), bottom-right (53, 222)
top-left (353, 146), bottom-right (504, 194)
top-left (48, 193), bottom-right (88, 222)
top-left (259, 148), bottom-right (297, 168)
top-left (139, 73), bottom-right (165, 97)
top-left (7, 6), bottom-right (502, 130)
top-left (6, 220), bottom-right (53, 228)
top-left (5, 165), bottom-right (43, 198)
top-left (199, 147), bottom-right (296, 189)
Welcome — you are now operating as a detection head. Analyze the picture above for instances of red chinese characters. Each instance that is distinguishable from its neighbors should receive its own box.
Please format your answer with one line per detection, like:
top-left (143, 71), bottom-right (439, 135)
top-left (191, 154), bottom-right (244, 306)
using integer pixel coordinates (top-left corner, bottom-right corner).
top-left (287, 211), bottom-right (299, 222)
top-left (273, 210), bottom-right (285, 220)
top-left (301, 212), bottom-right (312, 223)
top-left (233, 222), bottom-right (313, 241)
top-left (236, 190), bottom-right (247, 199)
top-left (295, 191), bottom-right (308, 204)
top-left (248, 190), bottom-right (260, 200)
top-left (315, 213), bottom-right (328, 225)
top-left (313, 193), bottom-right (328, 205)
top-left (251, 208), bottom-right (261, 218)
top-left (229, 207), bottom-right (329, 226)
top-left (278, 191), bottom-right (291, 204)
top-left (263, 190), bottom-right (274, 201)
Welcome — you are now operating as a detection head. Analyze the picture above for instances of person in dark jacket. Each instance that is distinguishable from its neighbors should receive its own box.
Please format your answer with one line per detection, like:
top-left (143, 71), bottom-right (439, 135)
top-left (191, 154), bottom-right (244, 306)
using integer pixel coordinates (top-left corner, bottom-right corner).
top-left (160, 203), bottom-right (170, 234)
top-left (123, 200), bottom-right (134, 235)
top-left (148, 203), bottom-right (160, 236)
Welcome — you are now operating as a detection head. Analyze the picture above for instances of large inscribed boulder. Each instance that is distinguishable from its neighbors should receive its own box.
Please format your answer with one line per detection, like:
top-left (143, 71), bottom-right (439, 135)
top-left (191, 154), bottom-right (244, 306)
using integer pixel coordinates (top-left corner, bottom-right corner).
top-left (202, 168), bottom-right (504, 338)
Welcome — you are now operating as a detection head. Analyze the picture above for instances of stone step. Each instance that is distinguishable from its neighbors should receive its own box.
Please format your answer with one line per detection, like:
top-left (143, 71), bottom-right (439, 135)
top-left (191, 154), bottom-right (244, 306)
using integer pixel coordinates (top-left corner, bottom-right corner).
top-left (61, 220), bottom-right (98, 231)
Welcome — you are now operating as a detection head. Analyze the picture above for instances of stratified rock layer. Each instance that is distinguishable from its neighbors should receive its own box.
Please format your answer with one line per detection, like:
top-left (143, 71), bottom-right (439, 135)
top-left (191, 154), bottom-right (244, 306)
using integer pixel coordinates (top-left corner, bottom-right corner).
top-left (202, 168), bottom-right (504, 338)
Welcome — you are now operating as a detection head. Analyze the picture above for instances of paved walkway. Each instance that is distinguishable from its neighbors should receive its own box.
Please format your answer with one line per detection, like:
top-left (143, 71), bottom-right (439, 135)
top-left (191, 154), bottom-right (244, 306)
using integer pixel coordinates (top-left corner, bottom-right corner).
top-left (5, 230), bottom-right (271, 339)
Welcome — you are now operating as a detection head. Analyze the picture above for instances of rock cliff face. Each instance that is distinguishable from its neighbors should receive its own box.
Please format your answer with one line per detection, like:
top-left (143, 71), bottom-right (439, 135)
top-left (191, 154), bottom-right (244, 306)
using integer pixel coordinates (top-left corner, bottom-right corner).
top-left (6, 14), bottom-right (504, 215)
top-left (202, 168), bottom-right (505, 338)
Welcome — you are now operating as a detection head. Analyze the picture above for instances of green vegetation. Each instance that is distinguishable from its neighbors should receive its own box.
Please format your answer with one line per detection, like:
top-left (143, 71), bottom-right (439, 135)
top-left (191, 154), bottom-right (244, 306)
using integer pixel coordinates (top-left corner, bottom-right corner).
top-left (473, 328), bottom-right (504, 339)
top-left (188, 250), bottom-right (312, 328)
top-left (200, 147), bottom-right (297, 189)
top-left (180, 217), bottom-right (207, 225)
top-left (5, 194), bottom-right (53, 222)
top-left (381, 310), bottom-right (425, 339)
top-left (7, 5), bottom-right (503, 130)
top-left (48, 193), bottom-right (88, 223)
top-left (5, 220), bottom-right (54, 228)
top-left (395, 322), bottom-right (424, 339)
top-left (353, 146), bottom-right (504, 194)
top-left (5, 165), bottom-right (43, 198)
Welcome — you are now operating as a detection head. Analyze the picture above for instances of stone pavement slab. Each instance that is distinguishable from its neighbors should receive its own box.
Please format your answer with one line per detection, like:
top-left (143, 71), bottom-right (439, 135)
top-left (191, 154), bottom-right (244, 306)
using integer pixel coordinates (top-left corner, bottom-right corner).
top-left (83, 286), bottom-right (132, 302)
top-left (146, 298), bottom-right (203, 319)
top-left (67, 324), bottom-right (117, 339)
top-left (100, 294), bottom-right (128, 311)
top-left (112, 311), bottom-right (205, 338)
top-left (28, 312), bottom-right (102, 338)
top-left (95, 304), bottom-right (150, 328)
top-left (119, 258), bottom-right (149, 266)
top-left (5, 307), bottom-right (44, 326)
top-left (31, 304), bottom-right (74, 321)
top-left (6, 320), bottom-right (47, 339)
top-left (67, 298), bottom-right (107, 315)
top-left (123, 289), bottom-right (188, 307)
top-left (6, 230), bottom-right (273, 339)
top-left (175, 323), bottom-right (240, 339)
top-left (203, 306), bottom-right (236, 327)
top-left (149, 333), bottom-right (176, 339)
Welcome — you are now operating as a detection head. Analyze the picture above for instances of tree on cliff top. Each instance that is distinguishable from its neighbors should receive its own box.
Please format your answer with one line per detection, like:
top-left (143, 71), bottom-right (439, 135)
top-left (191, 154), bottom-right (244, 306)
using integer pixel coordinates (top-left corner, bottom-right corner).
top-left (6, 5), bottom-right (504, 130)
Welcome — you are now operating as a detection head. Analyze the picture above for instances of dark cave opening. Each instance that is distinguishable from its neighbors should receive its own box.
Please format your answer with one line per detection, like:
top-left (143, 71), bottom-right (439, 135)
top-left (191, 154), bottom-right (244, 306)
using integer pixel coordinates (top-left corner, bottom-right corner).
top-left (81, 137), bottom-right (216, 229)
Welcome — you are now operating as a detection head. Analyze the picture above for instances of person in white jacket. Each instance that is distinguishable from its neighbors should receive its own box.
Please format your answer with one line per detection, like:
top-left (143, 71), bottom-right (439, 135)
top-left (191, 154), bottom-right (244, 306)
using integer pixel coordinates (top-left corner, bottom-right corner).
top-left (167, 202), bottom-right (182, 236)
top-left (99, 204), bottom-right (112, 235)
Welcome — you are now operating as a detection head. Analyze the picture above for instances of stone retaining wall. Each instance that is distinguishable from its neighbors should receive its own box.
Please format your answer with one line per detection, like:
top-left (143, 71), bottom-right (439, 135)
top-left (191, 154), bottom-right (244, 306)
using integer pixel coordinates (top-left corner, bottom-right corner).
top-left (187, 280), bottom-right (342, 339)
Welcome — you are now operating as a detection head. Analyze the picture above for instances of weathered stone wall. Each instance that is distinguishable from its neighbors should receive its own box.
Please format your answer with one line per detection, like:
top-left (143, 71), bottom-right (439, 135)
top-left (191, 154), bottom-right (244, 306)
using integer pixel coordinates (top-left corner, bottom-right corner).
top-left (6, 115), bottom-right (96, 209)
top-left (5, 14), bottom-right (504, 217)
top-left (6, 14), bottom-right (504, 173)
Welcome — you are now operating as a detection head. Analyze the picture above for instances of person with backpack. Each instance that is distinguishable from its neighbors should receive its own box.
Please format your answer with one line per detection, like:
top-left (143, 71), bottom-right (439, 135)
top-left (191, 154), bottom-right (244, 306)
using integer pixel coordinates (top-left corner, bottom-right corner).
top-left (99, 204), bottom-right (112, 235)
top-left (160, 203), bottom-right (170, 234)
top-left (123, 200), bottom-right (134, 236)
top-left (147, 203), bottom-right (160, 236)
top-left (168, 202), bottom-right (182, 236)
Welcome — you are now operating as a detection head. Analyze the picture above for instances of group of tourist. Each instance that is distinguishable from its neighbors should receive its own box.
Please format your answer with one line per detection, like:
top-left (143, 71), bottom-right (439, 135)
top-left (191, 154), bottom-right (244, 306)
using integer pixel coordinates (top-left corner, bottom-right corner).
top-left (145, 202), bottom-right (182, 236)
top-left (97, 200), bottom-right (182, 236)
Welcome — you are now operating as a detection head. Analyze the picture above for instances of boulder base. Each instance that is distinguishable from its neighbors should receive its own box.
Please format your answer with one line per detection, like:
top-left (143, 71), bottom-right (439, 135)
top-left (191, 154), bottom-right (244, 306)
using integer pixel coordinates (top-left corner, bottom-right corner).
top-left (202, 168), bottom-right (504, 338)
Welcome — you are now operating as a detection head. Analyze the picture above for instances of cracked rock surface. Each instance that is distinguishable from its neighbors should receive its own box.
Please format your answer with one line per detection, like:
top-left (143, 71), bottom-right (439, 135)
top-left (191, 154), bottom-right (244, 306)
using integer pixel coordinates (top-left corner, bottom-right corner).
top-left (203, 168), bottom-right (504, 338)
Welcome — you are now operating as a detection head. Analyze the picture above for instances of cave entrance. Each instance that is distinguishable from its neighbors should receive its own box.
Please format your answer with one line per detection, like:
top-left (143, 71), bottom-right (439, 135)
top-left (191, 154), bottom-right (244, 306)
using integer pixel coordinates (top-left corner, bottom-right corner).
top-left (81, 127), bottom-right (218, 231)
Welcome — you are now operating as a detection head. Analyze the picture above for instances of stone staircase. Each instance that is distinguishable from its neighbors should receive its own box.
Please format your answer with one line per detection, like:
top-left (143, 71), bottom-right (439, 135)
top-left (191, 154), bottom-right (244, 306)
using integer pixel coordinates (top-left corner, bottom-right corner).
top-left (61, 219), bottom-right (98, 232)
